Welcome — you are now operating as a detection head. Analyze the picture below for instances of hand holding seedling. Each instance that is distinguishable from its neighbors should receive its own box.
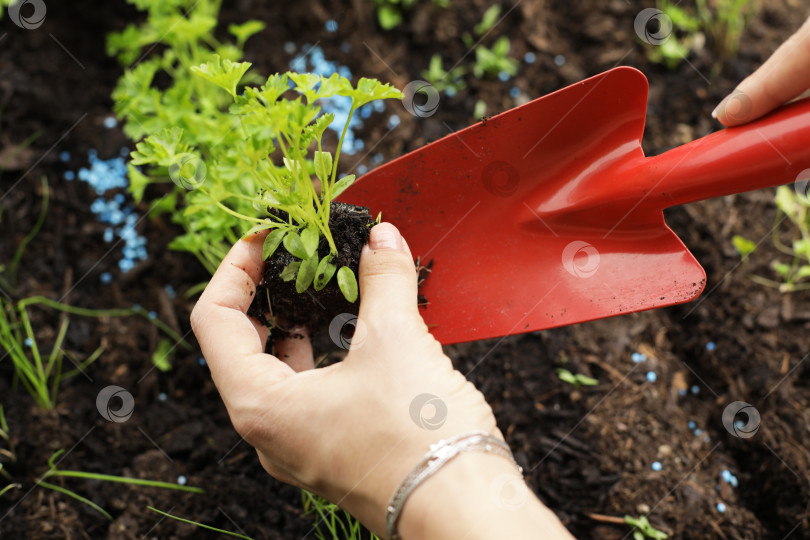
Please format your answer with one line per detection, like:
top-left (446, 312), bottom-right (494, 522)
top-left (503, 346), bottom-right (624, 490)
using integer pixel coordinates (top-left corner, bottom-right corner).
top-left (714, 14), bottom-right (810, 126)
top-left (192, 223), bottom-right (573, 539)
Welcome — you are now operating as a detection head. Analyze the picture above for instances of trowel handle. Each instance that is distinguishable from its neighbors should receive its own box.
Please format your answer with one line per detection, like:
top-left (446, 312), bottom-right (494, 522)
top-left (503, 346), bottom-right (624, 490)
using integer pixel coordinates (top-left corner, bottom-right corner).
top-left (644, 97), bottom-right (810, 208)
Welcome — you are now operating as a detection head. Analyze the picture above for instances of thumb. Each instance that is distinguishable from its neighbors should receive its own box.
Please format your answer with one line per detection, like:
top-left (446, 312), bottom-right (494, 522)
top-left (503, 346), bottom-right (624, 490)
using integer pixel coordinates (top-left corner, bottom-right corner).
top-left (357, 223), bottom-right (420, 323)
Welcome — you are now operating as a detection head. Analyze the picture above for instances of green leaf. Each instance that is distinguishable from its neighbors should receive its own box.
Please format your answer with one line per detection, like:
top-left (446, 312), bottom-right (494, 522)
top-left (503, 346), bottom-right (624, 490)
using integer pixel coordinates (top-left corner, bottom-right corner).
top-left (316, 74), bottom-right (352, 99)
top-left (351, 78), bottom-right (403, 108)
top-left (242, 221), bottom-right (276, 237)
top-left (314, 151), bottom-right (333, 183)
top-left (300, 225), bottom-right (319, 258)
top-left (775, 185), bottom-right (801, 220)
top-left (262, 229), bottom-right (287, 260)
top-left (795, 265), bottom-right (810, 280)
top-left (474, 5), bottom-right (501, 36)
top-left (313, 255), bottom-right (337, 291)
top-left (732, 235), bottom-right (756, 258)
top-left (191, 55), bottom-right (252, 98)
top-left (337, 266), bottom-right (358, 302)
top-left (152, 339), bottom-right (174, 372)
top-left (296, 253), bottom-right (319, 293)
top-left (283, 231), bottom-right (309, 259)
top-left (377, 5), bottom-right (402, 29)
top-left (127, 164), bottom-right (152, 204)
top-left (228, 21), bottom-right (265, 48)
top-left (289, 72), bottom-right (322, 103)
top-left (331, 174), bottom-right (356, 199)
top-left (131, 127), bottom-right (186, 167)
top-left (773, 261), bottom-right (791, 278)
top-left (280, 262), bottom-right (301, 282)
top-left (306, 113), bottom-right (335, 142)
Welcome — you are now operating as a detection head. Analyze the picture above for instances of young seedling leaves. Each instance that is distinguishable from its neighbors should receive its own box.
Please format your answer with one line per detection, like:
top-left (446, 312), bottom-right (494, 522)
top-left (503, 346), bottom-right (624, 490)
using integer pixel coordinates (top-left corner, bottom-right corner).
top-left (262, 229), bottom-right (287, 260)
top-left (130, 127), bottom-right (187, 167)
top-left (306, 113), bottom-right (334, 143)
top-left (313, 255), bottom-right (337, 291)
top-left (296, 253), bottom-right (319, 293)
top-left (283, 231), bottom-right (309, 260)
top-left (300, 224), bottom-right (319, 258)
top-left (316, 73), bottom-right (353, 99)
top-left (152, 339), bottom-right (174, 372)
top-left (337, 266), bottom-right (358, 302)
top-left (314, 151), bottom-right (333, 183)
top-left (351, 78), bottom-right (403, 108)
top-left (191, 55), bottom-right (252, 98)
top-left (280, 261), bottom-right (301, 282)
top-left (331, 174), bottom-right (356, 199)
top-left (242, 220), bottom-right (276, 237)
top-left (228, 21), bottom-right (266, 48)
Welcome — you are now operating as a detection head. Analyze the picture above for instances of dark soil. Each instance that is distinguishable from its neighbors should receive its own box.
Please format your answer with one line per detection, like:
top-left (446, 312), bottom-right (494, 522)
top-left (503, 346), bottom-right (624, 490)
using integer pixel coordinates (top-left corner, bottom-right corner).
top-left (2, 0), bottom-right (810, 539)
top-left (248, 202), bottom-right (374, 335)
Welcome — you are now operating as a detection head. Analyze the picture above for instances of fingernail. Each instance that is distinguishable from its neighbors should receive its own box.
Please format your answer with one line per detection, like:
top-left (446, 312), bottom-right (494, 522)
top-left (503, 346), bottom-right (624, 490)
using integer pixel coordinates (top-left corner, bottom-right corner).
top-left (369, 223), bottom-right (402, 251)
top-left (711, 97), bottom-right (725, 120)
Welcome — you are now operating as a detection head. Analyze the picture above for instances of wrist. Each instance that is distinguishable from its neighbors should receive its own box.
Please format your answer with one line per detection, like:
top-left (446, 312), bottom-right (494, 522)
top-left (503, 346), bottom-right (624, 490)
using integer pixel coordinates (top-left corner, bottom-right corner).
top-left (398, 452), bottom-right (569, 540)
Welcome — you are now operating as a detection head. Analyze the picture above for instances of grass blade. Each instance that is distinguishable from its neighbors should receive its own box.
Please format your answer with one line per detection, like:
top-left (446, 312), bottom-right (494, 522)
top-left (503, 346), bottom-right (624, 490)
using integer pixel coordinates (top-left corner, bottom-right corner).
top-left (37, 480), bottom-right (113, 520)
top-left (147, 506), bottom-right (253, 539)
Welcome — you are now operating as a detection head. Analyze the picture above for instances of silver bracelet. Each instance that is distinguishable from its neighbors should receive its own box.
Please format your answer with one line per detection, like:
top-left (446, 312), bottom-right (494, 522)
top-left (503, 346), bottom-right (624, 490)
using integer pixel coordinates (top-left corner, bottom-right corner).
top-left (385, 431), bottom-right (523, 540)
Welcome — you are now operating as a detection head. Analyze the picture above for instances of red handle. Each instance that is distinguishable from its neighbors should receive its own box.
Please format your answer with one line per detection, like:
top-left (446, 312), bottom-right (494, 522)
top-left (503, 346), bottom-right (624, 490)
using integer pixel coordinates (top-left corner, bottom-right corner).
top-left (640, 97), bottom-right (810, 209)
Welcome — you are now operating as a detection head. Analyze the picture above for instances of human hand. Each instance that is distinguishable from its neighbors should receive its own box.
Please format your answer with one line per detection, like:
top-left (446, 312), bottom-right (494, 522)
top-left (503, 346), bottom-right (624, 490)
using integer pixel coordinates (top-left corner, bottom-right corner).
top-left (191, 223), bottom-right (572, 538)
top-left (713, 15), bottom-right (810, 126)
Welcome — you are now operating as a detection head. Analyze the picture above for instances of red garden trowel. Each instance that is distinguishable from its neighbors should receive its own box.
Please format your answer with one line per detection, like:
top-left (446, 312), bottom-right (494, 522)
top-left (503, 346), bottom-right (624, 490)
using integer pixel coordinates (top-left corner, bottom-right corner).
top-left (340, 66), bottom-right (810, 345)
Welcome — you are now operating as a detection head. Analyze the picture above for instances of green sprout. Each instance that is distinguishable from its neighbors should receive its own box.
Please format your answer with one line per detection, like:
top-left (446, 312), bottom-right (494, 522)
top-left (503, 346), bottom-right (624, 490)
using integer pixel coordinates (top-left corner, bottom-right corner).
top-left (472, 36), bottom-right (519, 80)
top-left (625, 514), bottom-right (668, 540)
top-left (302, 490), bottom-right (380, 540)
top-left (695, 0), bottom-right (757, 60)
top-left (147, 507), bottom-right (253, 539)
top-left (0, 295), bottom-right (189, 409)
top-left (130, 64), bottom-right (400, 302)
top-left (111, 0), bottom-right (401, 302)
top-left (370, 0), bottom-right (449, 30)
top-left (474, 5), bottom-right (502, 36)
top-left (36, 450), bottom-right (203, 520)
top-left (647, 0), bottom-right (756, 73)
top-left (734, 185), bottom-right (810, 292)
top-left (422, 54), bottom-right (467, 96)
top-left (556, 368), bottom-right (598, 389)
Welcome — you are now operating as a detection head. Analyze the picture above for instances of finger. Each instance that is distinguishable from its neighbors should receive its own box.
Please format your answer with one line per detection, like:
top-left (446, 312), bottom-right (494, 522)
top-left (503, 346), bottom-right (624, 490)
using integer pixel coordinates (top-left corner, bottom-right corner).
top-left (274, 325), bottom-right (315, 372)
top-left (191, 232), bottom-right (294, 396)
top-left (357, 223), bottom-right (420, 323)
top-left (714, 16), bottom-right (810, 126)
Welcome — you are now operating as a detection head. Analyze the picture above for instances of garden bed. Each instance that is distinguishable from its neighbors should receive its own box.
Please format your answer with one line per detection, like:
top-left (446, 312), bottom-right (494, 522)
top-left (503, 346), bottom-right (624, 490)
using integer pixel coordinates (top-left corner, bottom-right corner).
top-left (1, 0), bottom-right (809, 538)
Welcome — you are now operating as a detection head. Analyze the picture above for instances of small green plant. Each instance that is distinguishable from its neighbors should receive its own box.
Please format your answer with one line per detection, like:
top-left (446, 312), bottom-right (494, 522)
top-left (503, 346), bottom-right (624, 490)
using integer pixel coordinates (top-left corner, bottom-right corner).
top-left (111, 0), bottom-right (401, 302)
top-left (302, 490), bottom-right (380, 540)
top-left (556, 368), bottom-right (598, 389)
top-left (474, 5), bottom-right (502, 37)
top-left (647, 0), bottom-right (756, 71)
top-left (370, 0), bottom-right (449, 30)
top-left (472, 36), bottom-right (519, 80)
top-left (36, 450), bottom-right (203, 520)
top-left (130, 63), bottom-right (399, 302)
top-left (734, 186), bottom-right (810, 292)
top-left (696, 0), bottom-right (757, 59)
top-left (421, 54), bottom-right (466, 96)
top-left (109, 0), bottom-right (268, 274)
top-left (647, 1), bottom-right (703, 70)
top-left (625, 514), bottom-right (668, 540)
top-left (0, 295), bottom-right (189, 409)
top-left (147, 506), bottom-right (253, 539)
